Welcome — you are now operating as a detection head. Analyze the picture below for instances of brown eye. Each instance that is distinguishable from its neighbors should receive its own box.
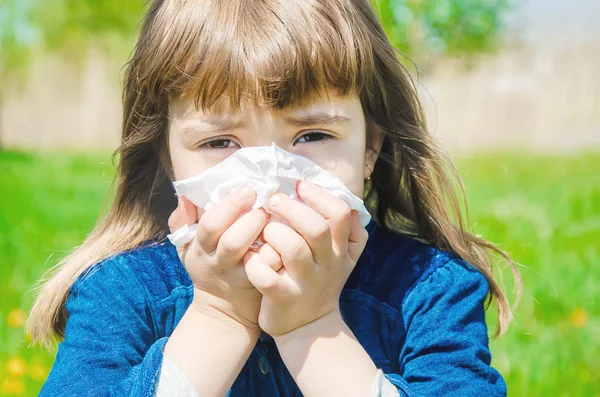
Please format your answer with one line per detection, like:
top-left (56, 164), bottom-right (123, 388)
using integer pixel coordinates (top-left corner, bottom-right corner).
top-left (294, 132), bottom-right (333, 145)
top-left (200, 139), bottom-right (239, 150)
top-left (209, 139), bottom-right (232, 148)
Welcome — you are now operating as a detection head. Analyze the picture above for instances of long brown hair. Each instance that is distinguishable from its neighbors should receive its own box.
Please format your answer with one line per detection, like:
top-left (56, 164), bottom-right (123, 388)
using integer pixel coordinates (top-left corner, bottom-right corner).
top-left (27, 0), bottom-right (521, 348)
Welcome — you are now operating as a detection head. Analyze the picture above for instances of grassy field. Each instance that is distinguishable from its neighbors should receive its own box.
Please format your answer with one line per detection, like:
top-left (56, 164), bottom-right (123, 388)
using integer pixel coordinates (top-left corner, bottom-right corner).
top-left (0, 150), bottom-right (598, 396)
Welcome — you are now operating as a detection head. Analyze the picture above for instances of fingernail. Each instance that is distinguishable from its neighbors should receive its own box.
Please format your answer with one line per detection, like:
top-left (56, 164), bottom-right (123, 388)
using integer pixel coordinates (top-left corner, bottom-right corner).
top-left (270, 193), bottom-right (283, 207)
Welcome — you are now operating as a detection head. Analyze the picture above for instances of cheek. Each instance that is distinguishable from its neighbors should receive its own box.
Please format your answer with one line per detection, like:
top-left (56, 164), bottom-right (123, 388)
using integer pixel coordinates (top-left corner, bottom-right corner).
top-left (315, 138), bottom-right (366, 198)
top-left (318, 158), bottom-right (365, 198)
top-left (170, 157), bottom-right (193, 181)
top-left (168, 140), bottom-right (211, 180)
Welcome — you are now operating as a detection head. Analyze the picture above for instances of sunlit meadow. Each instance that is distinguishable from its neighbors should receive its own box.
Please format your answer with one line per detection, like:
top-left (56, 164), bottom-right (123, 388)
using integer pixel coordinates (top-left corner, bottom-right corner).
top-left (0, 150), bottom-right (598, 396)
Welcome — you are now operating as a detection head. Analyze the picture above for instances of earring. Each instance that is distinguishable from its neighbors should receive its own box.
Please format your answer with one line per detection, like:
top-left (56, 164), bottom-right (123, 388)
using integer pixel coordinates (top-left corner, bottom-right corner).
top-left (366, 163), bottom-right (373, 181)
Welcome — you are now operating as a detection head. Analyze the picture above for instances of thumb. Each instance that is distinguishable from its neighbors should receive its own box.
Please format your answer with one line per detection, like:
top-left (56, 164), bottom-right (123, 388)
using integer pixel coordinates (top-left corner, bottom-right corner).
top-left (168, 196), bottom-right (200, 257)
top-left (168, 195), bottom-right (198, 233)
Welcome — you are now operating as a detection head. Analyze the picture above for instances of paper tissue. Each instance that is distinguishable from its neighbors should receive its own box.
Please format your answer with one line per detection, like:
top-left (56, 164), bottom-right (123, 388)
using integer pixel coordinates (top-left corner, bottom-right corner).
top-left (167, 143), bottom-right (371, 247)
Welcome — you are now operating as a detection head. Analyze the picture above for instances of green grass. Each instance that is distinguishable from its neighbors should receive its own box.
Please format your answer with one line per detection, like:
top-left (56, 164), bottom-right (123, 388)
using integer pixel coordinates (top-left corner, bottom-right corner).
top-left (0, 150), bottom-right (598, 396)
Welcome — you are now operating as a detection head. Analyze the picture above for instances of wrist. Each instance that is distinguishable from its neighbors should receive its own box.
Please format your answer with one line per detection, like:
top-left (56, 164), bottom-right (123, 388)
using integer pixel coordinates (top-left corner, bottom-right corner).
top-left (163, 296), bottom-right (260, 396)
top-left (167, 302), bottom-right (260, 357)
top-left (272, 309), bottom-right (378, 397)
top-left (273, 309), bottom-right (346, 347)
top-left (191, 287), bottom-right (261, 336)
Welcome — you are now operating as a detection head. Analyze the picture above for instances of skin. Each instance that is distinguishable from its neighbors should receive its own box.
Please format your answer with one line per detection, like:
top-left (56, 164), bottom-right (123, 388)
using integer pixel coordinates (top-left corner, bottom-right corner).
top-left (163, 90), bottom-right (383, 396)
top-left (167, 91), bottom-right (376, 194)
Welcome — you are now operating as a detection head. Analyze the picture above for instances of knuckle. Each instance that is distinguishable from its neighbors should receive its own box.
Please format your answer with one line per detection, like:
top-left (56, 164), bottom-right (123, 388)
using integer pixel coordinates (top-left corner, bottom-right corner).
top-left (288, 284), bottom-right (303, 297)
top-left (190, 241), bottom-right (206, 257)
top-left (334, 205), bottom-right (352, 222)
top-left (228, 199), bottom-right (245, 213)
top-left (311, 223), bottom-right (331, 240)
top-left (289, 239), bottom-right (309, 259)
top-left (261, 278), bottom-right (278, 292)
top-left (198, 216), bottom-right (219, 236)
top-left (219, 237), bottom-right (240, 254)
top-left (229, 193), bottom-right (251, 212)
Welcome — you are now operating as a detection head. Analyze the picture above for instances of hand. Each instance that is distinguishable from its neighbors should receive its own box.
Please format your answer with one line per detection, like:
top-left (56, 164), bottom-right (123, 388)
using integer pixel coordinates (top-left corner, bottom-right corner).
top-left (242, 181), bottom-right (369, 337)
top-left (168, 186), bottom-right (269, 332)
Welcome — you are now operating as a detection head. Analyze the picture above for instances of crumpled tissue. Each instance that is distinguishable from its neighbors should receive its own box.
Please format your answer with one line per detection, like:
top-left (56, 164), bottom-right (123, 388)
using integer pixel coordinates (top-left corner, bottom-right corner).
top-left (167, 143), bottom-right (371, 248)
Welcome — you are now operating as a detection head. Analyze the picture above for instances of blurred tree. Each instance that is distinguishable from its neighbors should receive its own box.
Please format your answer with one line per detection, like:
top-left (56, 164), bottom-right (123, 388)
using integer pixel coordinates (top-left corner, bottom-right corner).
top-left (1, 0), bottom-right (510, 76)
top-left (376, 0), bottom-right (510, 62)
top-left (0, 0), bottom-right (38, 147)
top-left (0, 0), bottom-right (147, 147)
top-left (2, 0), bottom-right (505, 146)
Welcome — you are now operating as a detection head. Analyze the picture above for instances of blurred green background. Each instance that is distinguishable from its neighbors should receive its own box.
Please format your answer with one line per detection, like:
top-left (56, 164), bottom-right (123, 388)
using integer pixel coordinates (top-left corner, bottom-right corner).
top-left (1, 0), bottom-right (599, 396)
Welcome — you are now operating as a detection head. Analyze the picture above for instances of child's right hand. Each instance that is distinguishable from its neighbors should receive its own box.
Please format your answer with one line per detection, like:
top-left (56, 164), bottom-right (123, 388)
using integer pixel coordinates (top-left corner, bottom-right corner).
top-left (168, 185), bottom-right (269, 332)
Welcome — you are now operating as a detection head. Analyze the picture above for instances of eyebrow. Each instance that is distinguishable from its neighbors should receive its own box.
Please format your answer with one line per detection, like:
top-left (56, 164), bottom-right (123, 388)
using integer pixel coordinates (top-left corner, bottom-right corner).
top-left (194, 112), bottom-right (352, 133)
top-left (282, 113), bottom-right (352, 128)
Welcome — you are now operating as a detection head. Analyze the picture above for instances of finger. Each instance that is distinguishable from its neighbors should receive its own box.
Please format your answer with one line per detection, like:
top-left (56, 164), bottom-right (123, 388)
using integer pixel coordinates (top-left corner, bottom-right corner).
top-left (168, 196), bottom-right (198, 233)
top-left (168, 196), bottom-right (200, 255)
top-left (261, 222), bottom-right (314, 280)
top-left (348, 210), bottom-right (369, 263)
top-left (216, 208), bottom-right (269, 264)
top-left (195, 185), bottom-right (256, 253)
top-left (296, 181), bottom-right (352, 254)
top-left (243, 251), bottom-right (282, 295)
top-left (256, 243), bottom-right (283, 272)
top-left (267, 193), bottom-right (332, 264)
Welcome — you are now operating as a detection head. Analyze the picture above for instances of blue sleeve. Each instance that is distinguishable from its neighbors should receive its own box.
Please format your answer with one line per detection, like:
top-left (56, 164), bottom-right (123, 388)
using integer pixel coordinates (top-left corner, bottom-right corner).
top-left (385, 259), bottom-right (507, 397)
top-left (39, 257), bottom-right (168, 397)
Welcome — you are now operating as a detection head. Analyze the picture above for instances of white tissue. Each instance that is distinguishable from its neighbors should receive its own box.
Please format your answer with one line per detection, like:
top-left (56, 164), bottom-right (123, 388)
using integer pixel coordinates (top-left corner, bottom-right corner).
top-left (167, 143), bottom-right (371, 247)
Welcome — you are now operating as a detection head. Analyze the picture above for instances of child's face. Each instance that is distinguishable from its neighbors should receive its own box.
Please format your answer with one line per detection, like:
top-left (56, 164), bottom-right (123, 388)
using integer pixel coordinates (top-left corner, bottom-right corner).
top-left (168, 91), bottom-right (372, 197)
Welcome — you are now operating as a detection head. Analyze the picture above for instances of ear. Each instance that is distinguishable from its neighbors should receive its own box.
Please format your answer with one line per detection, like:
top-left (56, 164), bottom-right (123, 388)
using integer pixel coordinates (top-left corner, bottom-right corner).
top-left (364, 121), bottom-right (384, 180)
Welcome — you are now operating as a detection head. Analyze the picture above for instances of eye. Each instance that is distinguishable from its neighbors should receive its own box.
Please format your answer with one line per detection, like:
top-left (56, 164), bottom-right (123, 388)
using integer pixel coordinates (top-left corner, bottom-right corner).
top-left (199, 138), bottom-right (240, 150)
top-left (294, 132), bottom-right (334, 145)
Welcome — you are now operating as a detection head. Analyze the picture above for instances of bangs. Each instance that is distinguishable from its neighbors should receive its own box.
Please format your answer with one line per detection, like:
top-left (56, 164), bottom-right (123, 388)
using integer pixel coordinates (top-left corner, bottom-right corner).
top-left (143, 0), bottom-right (377, 111)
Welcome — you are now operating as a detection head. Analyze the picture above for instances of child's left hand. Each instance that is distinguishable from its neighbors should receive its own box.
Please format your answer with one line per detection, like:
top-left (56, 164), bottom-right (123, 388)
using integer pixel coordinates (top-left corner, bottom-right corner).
top-left (243, 181), bottom-right (369, 337)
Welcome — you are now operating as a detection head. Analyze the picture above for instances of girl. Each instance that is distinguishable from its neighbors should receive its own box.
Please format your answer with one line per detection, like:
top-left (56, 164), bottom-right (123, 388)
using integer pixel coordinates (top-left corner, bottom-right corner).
top-left (28, 0), bottom-right (520, 396)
